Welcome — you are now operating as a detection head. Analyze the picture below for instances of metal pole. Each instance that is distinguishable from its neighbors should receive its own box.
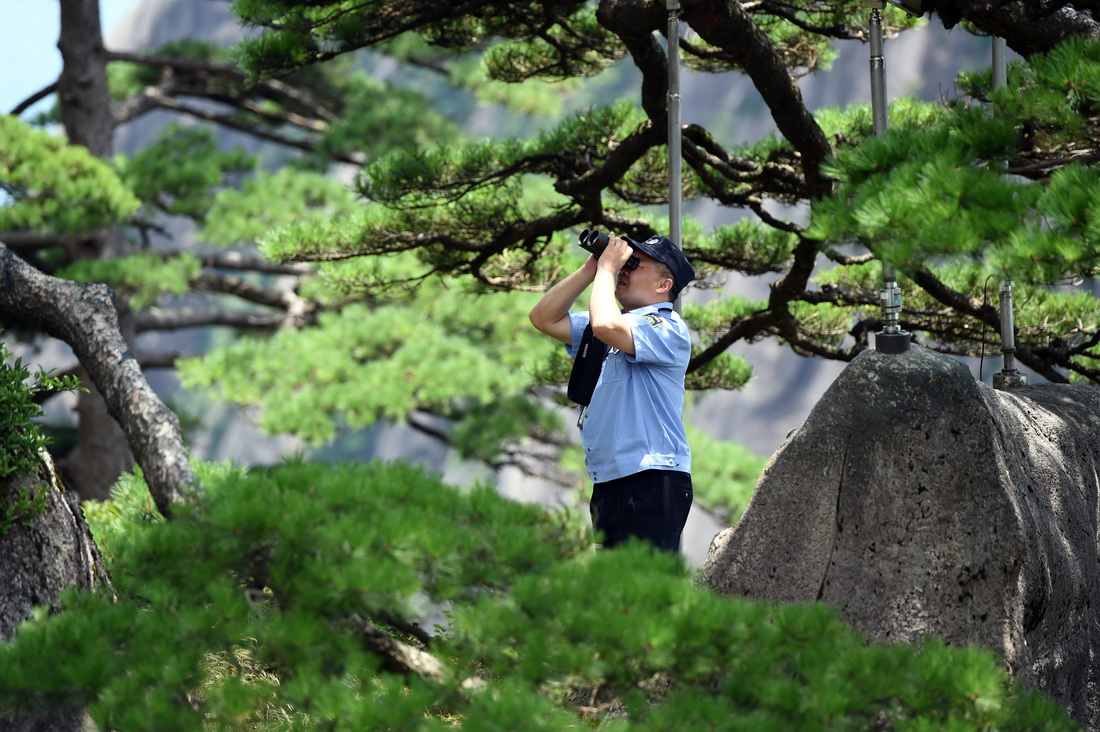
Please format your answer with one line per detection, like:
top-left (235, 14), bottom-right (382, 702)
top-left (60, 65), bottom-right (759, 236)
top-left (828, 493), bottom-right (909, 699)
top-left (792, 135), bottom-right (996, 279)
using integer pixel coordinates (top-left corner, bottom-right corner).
top-left (667, 0), bottom-right (682, 251)
top-left (993, 281), bottom-right (1027, 388)
top-left (990, 37), bottom-right (1026, 388)
top-left (992, 37), bottom-right (1007, 89)
top-left (868, 7), bottom-right (888, 137)
top-left (866, 2), bottom-right (910, 353)
top-left (667, 0), bottom-right (683, 311)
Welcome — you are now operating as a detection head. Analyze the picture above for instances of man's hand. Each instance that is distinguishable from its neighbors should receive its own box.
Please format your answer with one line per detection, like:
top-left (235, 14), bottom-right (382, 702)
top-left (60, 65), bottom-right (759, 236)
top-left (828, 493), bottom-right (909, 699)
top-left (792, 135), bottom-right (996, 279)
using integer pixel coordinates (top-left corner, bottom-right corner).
top-left (589, 234), bottom-right (636, 355)
top-left (596, 235), bottom-right (634, 275)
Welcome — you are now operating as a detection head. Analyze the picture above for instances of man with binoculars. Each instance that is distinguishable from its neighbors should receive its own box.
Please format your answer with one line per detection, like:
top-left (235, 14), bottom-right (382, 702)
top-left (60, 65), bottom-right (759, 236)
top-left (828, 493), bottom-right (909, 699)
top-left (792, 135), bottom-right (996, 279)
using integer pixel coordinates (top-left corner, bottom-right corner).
top-left (529, 230), bottom-right (695, 552)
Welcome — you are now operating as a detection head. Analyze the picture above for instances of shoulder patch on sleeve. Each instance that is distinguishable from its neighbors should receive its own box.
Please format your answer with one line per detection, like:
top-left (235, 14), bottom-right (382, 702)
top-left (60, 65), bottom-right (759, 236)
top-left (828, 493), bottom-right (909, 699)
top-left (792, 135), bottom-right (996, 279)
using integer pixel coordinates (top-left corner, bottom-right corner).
top-left (642, 313), bottom-right (665, 327)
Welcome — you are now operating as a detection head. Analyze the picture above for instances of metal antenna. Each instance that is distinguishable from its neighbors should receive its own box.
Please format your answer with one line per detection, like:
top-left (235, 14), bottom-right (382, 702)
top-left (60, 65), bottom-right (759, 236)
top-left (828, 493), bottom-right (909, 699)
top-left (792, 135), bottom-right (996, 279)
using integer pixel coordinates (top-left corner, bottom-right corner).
top-left (866, 1), bottom-right (910, 353)
top-left (990, 37), bottom-right (1027, 389)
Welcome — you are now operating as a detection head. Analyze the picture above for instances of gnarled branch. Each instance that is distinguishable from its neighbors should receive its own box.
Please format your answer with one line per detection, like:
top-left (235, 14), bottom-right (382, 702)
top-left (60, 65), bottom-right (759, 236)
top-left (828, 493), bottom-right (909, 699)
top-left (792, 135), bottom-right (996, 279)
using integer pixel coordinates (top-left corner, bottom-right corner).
top-left (0, 244), bottom-right (201, 518)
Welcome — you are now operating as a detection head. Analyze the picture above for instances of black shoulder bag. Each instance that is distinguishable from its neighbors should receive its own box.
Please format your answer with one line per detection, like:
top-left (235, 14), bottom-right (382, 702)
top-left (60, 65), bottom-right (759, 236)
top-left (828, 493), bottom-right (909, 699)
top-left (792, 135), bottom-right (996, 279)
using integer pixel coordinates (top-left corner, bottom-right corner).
top-left (567, 324), bottom-right (609, 407)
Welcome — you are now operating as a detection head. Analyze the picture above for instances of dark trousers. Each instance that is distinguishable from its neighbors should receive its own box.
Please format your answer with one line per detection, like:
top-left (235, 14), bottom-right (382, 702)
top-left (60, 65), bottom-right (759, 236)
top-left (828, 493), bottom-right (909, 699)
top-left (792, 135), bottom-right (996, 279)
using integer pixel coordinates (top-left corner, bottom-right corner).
top-left (589, 470), bottom-right (693, 552)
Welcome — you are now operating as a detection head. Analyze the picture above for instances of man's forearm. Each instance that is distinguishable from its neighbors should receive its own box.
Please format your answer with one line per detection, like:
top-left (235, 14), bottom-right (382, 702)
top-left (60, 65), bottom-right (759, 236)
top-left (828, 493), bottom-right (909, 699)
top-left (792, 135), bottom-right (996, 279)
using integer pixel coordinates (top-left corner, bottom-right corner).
top-left (529, 266), bottom-right (595, 343)
top-left (590, 269), bottom-right (634, 354)
top-left (590, 269), bottom-right (621, 328)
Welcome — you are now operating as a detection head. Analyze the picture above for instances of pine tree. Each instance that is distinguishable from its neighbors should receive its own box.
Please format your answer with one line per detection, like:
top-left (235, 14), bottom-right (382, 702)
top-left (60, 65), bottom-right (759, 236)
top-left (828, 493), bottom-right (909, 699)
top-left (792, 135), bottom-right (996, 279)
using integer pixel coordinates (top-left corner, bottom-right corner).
top-left (2, 0), bottom-right (1099, 728)
top-left (2, 0), bottom-right (1098, 584)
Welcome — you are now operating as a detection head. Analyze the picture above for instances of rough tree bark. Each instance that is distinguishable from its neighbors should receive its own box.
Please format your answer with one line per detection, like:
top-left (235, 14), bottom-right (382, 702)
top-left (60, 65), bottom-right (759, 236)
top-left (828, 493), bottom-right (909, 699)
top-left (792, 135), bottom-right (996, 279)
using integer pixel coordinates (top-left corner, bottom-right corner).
top-left (57, 0), bottom-right (113, 159)
top-left (929, 0), bottom-right (1100, 56)
top-left (0, 451), bottom-right (106, 732)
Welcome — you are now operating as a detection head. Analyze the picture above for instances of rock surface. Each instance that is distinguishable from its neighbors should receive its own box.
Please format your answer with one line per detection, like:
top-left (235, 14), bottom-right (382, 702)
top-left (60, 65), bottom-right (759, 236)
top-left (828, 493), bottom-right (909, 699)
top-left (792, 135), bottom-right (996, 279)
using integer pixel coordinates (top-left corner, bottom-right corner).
top-left (698, 346), bottom-right (1100, 729)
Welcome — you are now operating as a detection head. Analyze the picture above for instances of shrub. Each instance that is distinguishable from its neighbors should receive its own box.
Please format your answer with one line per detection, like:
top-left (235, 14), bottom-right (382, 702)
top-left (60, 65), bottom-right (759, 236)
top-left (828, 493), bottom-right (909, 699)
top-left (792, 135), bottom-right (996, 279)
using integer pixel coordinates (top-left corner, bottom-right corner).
top-left (0, 340), bottom-right (81, 533)
top-left (0, 459), bottom-right (1079, 730)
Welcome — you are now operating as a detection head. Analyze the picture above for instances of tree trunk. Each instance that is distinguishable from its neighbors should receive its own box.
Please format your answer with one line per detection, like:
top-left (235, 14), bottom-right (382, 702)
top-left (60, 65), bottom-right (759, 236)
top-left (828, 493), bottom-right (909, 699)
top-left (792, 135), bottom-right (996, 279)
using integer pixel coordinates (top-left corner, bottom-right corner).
top-left (55, 0), bottom-right (140, 500)
top-left (58, 0), bottom-right (112, 160)
top-left (58, 372), bottom-right (136, 501)
top-left (0, 450), bottom-right (105, 732)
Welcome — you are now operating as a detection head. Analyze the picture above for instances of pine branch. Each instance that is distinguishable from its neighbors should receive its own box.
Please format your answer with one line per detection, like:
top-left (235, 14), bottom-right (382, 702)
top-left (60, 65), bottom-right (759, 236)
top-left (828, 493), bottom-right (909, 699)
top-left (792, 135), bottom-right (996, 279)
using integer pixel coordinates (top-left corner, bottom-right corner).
top-left (682, 0), bottom-right (834, 198)
top-left (192, 271), bottom-right (310, 314)
top-left (158, 249), bottom-right (312, 276)
top-left (0, 231), bottom-right (87, 252)
top-left (907, 265), bottom-right (1078, 383)
top-left (9, 82), bottom-right (58, 116)
top-left (0, 244), bottom-right (200, 518)
top-left (405, 410), bottom-right (578, 488)
top-left (134, 305), bottom-right (289, 333)
top-left (30, 351), bottom-right (187, 405)
top-left (106, 50), bottom-right (342, 123)
top-left (688, 310), bottom-right (775, 373)
top-left (119, 85), bottom-right (364, 165)
top-left (754, 1), bottom-right (861, 40)
top-left (346, 613), bottom-right (447, 683)
top-left (822, 249), bottom-right (876, 266)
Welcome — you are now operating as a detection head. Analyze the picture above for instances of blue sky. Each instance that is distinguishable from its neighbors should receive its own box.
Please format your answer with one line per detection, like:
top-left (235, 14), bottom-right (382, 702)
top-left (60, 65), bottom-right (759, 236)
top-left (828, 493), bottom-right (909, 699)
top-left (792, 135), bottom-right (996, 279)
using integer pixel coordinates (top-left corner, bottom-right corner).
top-left (1, 0), bottom-right (142, 115)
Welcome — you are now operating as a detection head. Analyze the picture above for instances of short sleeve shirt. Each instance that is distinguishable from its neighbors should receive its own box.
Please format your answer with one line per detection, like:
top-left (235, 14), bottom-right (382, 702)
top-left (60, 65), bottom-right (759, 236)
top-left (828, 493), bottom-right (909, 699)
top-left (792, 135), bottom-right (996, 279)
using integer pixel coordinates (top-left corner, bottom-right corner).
top-left (566, 302), bottom-right (692, 483)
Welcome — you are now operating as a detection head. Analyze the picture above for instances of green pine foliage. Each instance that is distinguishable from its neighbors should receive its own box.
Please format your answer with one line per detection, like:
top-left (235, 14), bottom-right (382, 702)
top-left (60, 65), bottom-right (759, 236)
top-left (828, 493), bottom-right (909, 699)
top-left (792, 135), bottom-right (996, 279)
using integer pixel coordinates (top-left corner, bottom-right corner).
top-left (0, 341), bottom-right (81, 532)
top-left (700, 219), bottom-right (802, 276)
top-left (0, 460), bottom-right (1078, 729)
top-left (482, 6), bottom-right (624, 83)
top-left (353, 102), bottom-right (634, 209)
top-left (684, 425), bottom-right (769, 525)
top-left (684, 349), bottom-right (754, 391)
top-left (813, 39), bottom-right (1100, 284)
top-left (314, 72), bottom-right (466, 164)
top-left (108, 39), bottom-right (235, 99)
top-left (797, 39), bottom-right (1100, 371)
top-left (0, 116), bottom-right (140, 233)
top-left (0, 459), bottom-right (588, 730)
top-left (177, 279), bottom-right (563, 459)
top-left (200, 168), bottom-right (363, 247)
top-left (57, 252), bottom-right (203, 310)
top-left (115, 123), bottom-right (256, 219)
top-left (981, 36), bottom-right (1100, 141)
top-left (684, 295), bottom-right (769, 339)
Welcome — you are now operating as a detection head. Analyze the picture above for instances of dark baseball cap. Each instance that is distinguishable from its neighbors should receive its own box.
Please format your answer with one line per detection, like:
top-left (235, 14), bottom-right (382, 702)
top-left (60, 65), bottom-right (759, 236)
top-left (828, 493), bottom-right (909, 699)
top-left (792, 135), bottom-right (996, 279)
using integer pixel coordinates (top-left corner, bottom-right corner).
top-left (627, 235), bottom-right (695, 298)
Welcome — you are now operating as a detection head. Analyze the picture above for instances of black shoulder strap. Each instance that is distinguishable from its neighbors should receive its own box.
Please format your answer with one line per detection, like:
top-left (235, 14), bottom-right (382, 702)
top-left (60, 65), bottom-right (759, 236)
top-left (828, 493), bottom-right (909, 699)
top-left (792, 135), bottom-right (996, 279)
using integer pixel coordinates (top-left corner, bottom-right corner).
top-left (567, 324), bottom-right (609, 406)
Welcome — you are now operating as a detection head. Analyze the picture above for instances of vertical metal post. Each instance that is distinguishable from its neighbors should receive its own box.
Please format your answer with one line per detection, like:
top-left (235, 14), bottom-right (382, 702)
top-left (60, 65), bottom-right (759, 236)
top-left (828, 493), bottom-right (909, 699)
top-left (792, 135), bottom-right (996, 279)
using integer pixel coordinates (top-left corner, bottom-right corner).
top-left (993, 281), bottom-right (1027, 388)
top-left (667, 0), bottom-right (684, 311)
top-left (866, 2), bottom-right (910, 353)
top-left (667, 0), bottom-right (682, 251)
top-left (990, 37), bottom-right (1026, 388)
top-left (992, 37), bottom-right (1007, 89)
top-left (868, 6), bottom-right (889, 137)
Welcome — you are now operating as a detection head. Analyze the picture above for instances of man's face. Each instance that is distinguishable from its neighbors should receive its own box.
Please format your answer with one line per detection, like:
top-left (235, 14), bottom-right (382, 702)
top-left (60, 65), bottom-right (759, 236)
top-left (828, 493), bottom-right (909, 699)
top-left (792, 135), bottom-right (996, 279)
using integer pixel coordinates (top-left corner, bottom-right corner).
top-left (615, 252), bottom-right (673, 309)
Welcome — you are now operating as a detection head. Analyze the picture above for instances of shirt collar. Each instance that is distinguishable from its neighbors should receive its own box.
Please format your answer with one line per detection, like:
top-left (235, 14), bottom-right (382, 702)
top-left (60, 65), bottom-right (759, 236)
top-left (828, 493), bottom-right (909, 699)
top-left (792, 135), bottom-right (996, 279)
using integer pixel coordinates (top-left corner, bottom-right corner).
top-left (625, 301), bottom-right (674, 315)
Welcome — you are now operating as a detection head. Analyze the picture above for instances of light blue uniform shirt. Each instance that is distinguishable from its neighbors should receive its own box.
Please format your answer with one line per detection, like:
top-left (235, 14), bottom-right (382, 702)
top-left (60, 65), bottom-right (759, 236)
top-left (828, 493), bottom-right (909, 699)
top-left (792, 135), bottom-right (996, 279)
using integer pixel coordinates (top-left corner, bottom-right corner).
top-left (566, 302), bottom-right (692, 483)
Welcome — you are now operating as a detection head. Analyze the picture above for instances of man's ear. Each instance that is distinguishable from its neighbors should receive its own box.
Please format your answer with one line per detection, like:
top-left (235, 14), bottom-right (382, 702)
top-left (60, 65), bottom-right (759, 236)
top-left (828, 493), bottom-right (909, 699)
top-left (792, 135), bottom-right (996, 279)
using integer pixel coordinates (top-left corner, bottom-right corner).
top-left (656, 277), bottom-right (674, 295)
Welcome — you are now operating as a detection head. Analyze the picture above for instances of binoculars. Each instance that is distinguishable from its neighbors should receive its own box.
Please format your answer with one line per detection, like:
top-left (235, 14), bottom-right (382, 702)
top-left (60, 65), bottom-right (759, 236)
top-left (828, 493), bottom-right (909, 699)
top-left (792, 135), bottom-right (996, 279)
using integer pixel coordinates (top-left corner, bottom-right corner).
top-left (578, 229), bottom-right (640, 271)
